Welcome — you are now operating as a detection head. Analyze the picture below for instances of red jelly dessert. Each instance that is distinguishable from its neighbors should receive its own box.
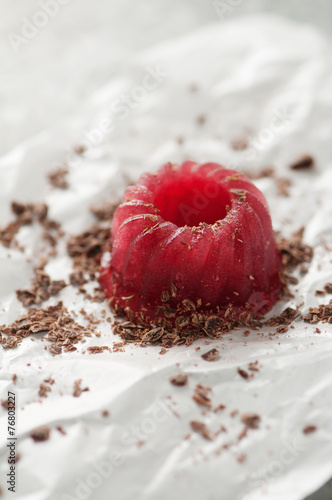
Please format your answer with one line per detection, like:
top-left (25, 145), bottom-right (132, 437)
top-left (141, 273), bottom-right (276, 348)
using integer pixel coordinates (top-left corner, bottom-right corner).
top-left (100, 161), bottom-right (283, 328)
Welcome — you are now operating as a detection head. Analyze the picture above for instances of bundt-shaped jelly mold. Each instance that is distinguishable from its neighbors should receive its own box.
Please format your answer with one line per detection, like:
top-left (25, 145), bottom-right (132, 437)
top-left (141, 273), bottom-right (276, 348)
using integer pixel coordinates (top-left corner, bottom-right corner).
top-left (99, 162), bottom-right (283, 327)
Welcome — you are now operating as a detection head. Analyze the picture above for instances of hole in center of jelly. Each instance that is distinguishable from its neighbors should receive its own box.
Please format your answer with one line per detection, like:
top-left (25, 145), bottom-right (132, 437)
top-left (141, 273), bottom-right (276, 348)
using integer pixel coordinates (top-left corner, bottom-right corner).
top-left (153, 174), bottom-right (232, 227)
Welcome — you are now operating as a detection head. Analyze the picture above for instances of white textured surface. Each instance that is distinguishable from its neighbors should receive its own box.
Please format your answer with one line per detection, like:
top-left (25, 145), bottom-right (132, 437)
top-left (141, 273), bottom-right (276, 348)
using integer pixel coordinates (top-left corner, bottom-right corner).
top-left (1, 12), bottom-right (332, 500)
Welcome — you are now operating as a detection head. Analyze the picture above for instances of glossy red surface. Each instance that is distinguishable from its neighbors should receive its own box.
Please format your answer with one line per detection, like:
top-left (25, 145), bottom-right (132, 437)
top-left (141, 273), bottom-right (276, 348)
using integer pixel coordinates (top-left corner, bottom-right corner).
top-left (100, 161), bottom-right (283, 324)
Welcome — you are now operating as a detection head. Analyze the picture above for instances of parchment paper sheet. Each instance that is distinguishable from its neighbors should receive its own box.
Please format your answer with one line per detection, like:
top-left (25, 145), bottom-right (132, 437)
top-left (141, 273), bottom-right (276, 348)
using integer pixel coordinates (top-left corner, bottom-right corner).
top-left (0, 14), bottom-right (332, 500)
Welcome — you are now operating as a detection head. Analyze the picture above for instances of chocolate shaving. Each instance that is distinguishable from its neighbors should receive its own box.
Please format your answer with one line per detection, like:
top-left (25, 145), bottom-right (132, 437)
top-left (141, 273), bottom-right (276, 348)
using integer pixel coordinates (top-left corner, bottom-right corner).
top-left (277, 227), bottom-right (314, 270)
top-left (1, 302), bottom-right (99, 352)
top-left (112, 321), bottom-right (190, 348)
top-left (74, 144), bottom-right (86, 155)
top-left (65, 199), bottom-right (119, 289)
top-left (290, 154), bottom-right (314, 171)
top-left (189, 83), bottom-right (199, 92)
top-left (237, 453), bottom-right (247, 463)
top-left (161, 290), bottom-right (171, 302)
top-left (245, 167), bottom-right (275, 180)
top-left (264, 307), bottom-right (300, 327)
top-left (56, 426), bottom-right (66, 435)
top-left (48, 166), bottom-right (69, 189)
top-left (276, 326), bottom-right (288, 333)
top-left (69, 270), bottom-right (88, 287)
top-left (275, 177), bottom-right (291, 197)
top-left (248, 361), bottom-right (259, 372)
top-left (201, 348), bottom-right (219, 362)
top-left (0, 220), bottom-right (21, 248)
top-left (303, 425), bottom-right (317, 434)
top-left (231, 137), bottom-right (248, 151)
top-left (241, 413), bottom-right (261, 429)
top-left (192, 383), bottom-right (212, 408)
top-left (38, 383), bottom-right (51, 398)
top-left (49, 344), bottom-right (62, 355)
top-left (87, 346), bottom-right (109, 354)
top-left (302, 300), bottom-right (332, 324)
top-left (73, 379), bottom-right (89, 397)
top-left (90, 201), bottom-right (119, 221)
top-left (16, 261), bottom-right (66, 307)
top-left (237, 368), bottom-right (249, 380)
top-left (0, 201), bottom-right (61, 251)
top-left (67, 223), bottom-right (110, 278)
top-left (110, 300), bottom-right (262, 346)
top-left (238, 426), bottom-right (249, 441)
top-left (245, 167), bottom-right (291, 196)
top-left (214, 404), bottom-right (226, 412)
top-left (190, 420), bottom-right (213, 440)
top-left (44, 377), bottom-right (55, 385)
top-left (31, 426), bottom-right (51, 442)
top-left (196, 114), bottom-right (206, 126)
top-left (169, 373), bottom-right (188, 386)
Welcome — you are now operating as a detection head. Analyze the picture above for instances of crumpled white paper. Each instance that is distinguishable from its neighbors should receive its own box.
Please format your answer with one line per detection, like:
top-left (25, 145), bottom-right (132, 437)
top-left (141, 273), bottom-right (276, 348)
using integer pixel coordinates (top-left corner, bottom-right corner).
top-left (1, 14), bottom-right (332, 500)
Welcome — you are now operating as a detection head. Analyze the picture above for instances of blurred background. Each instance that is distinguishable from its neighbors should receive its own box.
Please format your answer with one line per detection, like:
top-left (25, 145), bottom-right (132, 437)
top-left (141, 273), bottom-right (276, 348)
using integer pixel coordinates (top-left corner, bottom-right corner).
top-left (1, 0), bottom-right (332, 157)
top-left (1, 1), bottom-right (332, 499)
